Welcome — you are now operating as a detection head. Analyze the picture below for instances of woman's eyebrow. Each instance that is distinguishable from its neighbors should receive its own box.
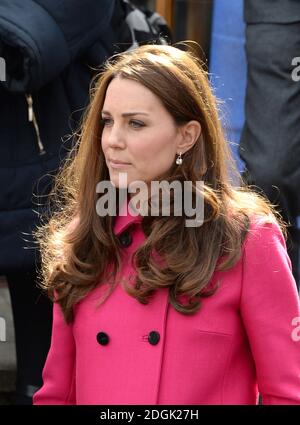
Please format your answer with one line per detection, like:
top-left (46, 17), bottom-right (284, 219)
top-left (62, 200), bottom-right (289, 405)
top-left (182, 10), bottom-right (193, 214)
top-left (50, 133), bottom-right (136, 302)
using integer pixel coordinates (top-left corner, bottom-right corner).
top-left (101, 110), bottom-right (149, 117)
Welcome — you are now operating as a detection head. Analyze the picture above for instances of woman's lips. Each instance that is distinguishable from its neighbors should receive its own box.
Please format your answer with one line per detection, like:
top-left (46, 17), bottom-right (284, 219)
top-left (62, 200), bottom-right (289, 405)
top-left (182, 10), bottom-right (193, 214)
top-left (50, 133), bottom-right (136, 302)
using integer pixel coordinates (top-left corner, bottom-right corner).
top-left (109, 160), bottom-right (131, 169)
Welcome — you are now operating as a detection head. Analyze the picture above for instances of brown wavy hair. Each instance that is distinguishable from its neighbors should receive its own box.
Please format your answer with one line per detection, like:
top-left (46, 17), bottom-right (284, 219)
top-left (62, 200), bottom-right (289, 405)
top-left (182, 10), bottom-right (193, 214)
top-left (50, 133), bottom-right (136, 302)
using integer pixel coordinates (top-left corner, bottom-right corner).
top-left (35, 43), bottom-right (284, 323)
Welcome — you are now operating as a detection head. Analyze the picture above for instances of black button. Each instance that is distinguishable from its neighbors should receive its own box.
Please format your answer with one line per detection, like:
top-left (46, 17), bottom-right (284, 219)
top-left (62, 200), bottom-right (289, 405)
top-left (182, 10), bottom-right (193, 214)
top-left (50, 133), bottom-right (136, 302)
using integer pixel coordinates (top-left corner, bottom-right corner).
top-left (148, 331), bottom-right (160, 345)
top-left (96, 332), bottom-right (109, 346)
top-left (118, 230), bottom-right (132, 247)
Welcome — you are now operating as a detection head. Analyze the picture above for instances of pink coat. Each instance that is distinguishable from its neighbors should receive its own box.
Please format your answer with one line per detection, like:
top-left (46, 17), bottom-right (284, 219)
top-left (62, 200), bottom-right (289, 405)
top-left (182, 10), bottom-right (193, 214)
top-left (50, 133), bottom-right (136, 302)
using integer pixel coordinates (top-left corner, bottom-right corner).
top-left (33, 202), bottom-right (300, 405)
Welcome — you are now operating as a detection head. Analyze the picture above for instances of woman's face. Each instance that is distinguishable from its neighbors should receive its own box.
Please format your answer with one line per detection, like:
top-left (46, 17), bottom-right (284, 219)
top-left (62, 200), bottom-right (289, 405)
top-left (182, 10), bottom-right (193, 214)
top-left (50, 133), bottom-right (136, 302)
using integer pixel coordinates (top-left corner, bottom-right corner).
top-left (101, 77), bottom-right (184, 188)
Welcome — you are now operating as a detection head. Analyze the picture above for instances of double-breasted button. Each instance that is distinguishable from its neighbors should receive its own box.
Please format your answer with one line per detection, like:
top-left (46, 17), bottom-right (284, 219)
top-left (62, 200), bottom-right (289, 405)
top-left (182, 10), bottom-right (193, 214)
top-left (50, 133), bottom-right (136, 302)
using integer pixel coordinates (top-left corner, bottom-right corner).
top-left (96, 332), bottom-right (109, 346)
top-left (148, 331), bottom-right (160, 345)
top-left (118, 230), bottom-right (132, 247)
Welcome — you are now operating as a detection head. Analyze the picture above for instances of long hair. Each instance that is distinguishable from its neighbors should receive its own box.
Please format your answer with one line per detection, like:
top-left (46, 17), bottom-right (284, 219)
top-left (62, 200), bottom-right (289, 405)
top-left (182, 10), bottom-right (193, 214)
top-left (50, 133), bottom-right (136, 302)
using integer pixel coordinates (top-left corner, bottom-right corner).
top-left (35, 43), bottom-right (284, 323)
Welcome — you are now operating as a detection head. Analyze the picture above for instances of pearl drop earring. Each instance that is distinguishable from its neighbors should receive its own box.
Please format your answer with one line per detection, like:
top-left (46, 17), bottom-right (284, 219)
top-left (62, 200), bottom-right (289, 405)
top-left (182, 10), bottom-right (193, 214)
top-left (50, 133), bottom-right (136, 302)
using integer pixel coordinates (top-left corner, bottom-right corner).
top-left (176, 152), bottom-right (183, 165)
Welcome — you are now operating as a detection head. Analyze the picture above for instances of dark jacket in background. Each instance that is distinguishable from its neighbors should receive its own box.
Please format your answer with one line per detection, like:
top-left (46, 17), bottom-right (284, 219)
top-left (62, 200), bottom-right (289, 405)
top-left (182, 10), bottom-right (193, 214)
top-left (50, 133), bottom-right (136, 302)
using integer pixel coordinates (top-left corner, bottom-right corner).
top-left (0, 0), bottom-right (116, 273)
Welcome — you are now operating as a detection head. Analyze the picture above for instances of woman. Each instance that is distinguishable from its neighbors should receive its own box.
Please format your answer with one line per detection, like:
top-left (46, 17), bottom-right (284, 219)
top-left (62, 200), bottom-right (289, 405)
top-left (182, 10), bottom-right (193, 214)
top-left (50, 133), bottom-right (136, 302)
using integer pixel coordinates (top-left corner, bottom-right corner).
top-left (33, 44), bottom-right (300, 405)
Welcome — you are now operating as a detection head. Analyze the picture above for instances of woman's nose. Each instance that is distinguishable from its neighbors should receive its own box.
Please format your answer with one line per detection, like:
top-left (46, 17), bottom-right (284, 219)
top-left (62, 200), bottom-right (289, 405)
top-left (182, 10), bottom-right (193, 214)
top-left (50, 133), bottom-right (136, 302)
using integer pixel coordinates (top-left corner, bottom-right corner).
top-left (107, 124), bottom-right (126, 148)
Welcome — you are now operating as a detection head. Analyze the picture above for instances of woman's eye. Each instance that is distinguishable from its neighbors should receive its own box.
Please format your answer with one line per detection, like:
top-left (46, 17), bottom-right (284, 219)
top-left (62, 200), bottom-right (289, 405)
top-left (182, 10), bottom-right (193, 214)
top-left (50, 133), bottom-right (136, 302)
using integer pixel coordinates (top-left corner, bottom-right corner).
top-left (100, 118), bottom-right (112, 126)
top-left (100, 118), bottom-right (145, 128)
top-left (130, 120), bottom-right (145, 129)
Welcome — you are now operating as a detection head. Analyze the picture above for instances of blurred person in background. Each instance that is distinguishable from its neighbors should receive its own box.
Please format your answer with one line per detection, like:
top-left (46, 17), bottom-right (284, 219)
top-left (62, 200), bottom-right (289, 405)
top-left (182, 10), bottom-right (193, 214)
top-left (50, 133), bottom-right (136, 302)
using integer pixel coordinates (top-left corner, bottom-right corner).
top-left (239, 0), bottom-right (300, 290)
top-left (0, 0), bottom-right (116, 404)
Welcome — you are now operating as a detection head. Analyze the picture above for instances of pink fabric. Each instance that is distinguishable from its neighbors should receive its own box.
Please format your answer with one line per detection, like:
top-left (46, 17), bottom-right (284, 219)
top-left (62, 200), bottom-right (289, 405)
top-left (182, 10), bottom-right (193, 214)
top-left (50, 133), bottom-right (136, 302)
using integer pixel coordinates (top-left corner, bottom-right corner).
top-left (33, 202), bottom-right (300, 405)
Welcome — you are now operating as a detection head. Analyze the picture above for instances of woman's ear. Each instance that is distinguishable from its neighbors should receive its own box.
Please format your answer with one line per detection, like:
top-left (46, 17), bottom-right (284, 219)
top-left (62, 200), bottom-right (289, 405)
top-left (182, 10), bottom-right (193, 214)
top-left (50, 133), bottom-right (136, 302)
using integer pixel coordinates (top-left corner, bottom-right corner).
top-left (176, 120), bottom-right (201, 154)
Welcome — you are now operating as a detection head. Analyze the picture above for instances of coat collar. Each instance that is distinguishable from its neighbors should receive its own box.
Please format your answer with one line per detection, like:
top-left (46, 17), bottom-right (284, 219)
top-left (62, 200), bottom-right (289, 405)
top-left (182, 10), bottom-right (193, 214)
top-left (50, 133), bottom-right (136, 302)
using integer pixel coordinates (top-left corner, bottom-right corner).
top-left (113, 197), bottom-right (143, 236)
